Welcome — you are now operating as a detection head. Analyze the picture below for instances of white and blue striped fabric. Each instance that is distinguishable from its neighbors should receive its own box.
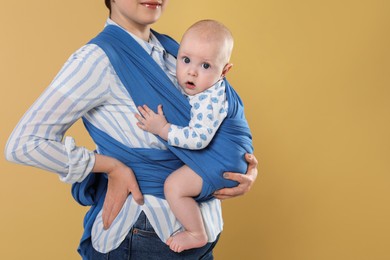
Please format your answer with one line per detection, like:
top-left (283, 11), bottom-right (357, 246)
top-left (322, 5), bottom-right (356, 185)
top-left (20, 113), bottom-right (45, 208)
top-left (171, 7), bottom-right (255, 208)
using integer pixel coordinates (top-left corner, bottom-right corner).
top-left (5, 19), bottom-right (223, 253)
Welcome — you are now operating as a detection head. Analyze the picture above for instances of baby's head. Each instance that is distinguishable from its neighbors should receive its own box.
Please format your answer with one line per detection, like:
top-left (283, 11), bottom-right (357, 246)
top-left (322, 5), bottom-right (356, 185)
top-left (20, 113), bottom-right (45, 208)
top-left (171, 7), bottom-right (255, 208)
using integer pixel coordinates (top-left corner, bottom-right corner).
top-left (176, 20), bottom-right (234, 96)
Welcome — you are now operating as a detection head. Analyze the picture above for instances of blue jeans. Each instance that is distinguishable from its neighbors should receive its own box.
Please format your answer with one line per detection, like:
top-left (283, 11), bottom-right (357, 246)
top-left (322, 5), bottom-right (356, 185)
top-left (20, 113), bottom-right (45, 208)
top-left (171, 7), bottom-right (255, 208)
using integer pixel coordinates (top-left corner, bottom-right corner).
top-left (85, 211), bottom-right (219, 260)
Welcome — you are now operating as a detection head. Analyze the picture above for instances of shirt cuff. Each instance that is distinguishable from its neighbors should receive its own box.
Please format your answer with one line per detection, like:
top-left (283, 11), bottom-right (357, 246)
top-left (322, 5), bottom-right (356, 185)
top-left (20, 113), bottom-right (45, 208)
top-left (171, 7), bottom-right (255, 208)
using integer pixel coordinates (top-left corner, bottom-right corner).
top-left (59, 136), bottom-right (96, 184)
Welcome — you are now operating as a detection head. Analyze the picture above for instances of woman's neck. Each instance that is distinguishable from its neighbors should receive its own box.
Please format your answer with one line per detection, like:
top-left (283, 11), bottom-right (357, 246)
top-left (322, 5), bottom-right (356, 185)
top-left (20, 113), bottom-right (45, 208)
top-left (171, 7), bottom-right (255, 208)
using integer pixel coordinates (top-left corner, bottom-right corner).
top-left (111, 17), bottom-right (151, 42)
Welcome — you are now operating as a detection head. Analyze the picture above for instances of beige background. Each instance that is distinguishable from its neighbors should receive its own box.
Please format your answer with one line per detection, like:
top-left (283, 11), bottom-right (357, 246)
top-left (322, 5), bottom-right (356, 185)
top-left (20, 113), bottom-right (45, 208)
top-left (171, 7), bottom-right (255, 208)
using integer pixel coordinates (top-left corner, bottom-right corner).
top-left (1, 0), bottom-right (390, 259)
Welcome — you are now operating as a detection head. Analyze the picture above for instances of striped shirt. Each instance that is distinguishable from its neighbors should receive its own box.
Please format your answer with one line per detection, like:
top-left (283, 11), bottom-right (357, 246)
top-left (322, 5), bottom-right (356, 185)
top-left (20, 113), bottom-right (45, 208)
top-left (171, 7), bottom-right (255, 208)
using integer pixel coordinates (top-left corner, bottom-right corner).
top-left (5, 19), bottom-right (223, 253)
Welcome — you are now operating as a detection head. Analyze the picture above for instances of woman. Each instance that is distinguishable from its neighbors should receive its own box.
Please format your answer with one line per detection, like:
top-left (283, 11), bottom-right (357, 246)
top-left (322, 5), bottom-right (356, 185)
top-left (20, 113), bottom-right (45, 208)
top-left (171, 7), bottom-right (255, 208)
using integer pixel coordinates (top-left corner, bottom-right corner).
top-left (5, 0), bottom-right (258, 259)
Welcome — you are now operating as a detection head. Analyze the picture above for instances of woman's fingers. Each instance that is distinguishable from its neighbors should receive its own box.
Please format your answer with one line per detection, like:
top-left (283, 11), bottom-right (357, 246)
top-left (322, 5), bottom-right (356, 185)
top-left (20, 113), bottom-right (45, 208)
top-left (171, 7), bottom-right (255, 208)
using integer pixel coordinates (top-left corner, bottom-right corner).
top-left (102, 186), bottom-right (128, 229)
top-left (245, 153), bottom-right (258, 178)
top-left (213, 153), bottom-right (259, 200)
top-left (102, 165), bottom-right (144, 229)
top-left (127, 172), bottom-right (144, 206)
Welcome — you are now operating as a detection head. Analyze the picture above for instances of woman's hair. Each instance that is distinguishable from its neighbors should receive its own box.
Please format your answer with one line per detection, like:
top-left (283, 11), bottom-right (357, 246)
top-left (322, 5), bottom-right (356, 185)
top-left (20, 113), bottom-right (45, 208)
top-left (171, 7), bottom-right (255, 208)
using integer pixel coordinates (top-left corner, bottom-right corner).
top-left (105, 0), bottom-right (111, 12)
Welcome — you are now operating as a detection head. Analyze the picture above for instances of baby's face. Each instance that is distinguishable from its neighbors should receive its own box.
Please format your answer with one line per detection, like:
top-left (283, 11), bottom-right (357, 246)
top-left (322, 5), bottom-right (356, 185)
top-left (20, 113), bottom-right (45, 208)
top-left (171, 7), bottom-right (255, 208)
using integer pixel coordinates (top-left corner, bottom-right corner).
top-left (176, 33), bottom-right (228, 96)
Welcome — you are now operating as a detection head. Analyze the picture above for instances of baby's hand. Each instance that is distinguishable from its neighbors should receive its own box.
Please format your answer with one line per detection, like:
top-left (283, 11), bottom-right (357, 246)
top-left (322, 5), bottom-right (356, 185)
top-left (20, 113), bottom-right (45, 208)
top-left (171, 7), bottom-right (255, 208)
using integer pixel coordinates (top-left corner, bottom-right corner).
top-left (135, 105), bottom-right (170, 139)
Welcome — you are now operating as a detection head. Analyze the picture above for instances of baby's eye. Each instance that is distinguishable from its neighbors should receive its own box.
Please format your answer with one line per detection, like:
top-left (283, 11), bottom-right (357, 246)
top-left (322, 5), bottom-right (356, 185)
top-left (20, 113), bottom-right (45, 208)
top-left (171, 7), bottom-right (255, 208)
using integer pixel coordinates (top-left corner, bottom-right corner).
top-left (202, 63), bottom-right (210, 69)
top-left (182, 57), bottom-right (190, 64)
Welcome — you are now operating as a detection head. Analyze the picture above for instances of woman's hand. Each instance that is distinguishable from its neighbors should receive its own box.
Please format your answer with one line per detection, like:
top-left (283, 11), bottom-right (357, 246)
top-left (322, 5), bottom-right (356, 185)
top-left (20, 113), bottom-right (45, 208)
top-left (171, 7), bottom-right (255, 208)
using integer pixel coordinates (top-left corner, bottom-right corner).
top-left (93, 154), bottom-right (144, 229)
top-left (213, 153), bottom-right (258, 200)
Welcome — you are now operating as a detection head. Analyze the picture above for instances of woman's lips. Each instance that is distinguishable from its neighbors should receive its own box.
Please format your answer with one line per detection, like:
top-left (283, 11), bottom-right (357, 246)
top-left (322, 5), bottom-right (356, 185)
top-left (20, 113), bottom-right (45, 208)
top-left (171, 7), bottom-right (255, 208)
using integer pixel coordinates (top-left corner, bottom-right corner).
top-left (141, 2), bottom-right (162, 9)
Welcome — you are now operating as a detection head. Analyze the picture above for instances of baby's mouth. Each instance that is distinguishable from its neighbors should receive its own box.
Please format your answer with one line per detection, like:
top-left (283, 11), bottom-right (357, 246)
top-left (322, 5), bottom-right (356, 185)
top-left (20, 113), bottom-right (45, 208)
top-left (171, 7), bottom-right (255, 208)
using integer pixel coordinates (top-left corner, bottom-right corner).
top-left (185, 81), bottom-right (196, 89)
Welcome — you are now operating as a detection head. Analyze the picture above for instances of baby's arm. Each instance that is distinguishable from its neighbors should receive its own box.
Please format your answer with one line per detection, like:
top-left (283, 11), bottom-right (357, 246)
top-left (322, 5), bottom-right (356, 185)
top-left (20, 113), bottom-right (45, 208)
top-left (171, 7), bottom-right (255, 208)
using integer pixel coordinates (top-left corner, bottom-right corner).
top-left (135, 104), bottom-right (171, 140)
top-left (135, 104), bottom-right (221, 149)
top-left (136, 89), bottom-right (227, 150)
top-left (136, 84), bottom-right (227, 150)
top-left (168, 116), bottom-right (221, 150)
top-left (169, 90), bottom-right (228, 150)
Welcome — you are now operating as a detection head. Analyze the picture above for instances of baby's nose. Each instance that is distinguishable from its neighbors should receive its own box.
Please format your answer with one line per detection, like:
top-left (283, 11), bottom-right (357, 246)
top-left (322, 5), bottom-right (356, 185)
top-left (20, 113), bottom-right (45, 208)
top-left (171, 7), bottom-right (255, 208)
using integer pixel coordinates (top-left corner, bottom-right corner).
top-left (187, 68), bottom-right (198, 76)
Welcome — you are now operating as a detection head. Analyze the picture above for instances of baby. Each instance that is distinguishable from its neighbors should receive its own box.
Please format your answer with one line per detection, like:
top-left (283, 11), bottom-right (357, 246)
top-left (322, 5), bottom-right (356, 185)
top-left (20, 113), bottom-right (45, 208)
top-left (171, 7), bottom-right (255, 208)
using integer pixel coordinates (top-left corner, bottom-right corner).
top-left (136, 19), bottom-right (245, 253)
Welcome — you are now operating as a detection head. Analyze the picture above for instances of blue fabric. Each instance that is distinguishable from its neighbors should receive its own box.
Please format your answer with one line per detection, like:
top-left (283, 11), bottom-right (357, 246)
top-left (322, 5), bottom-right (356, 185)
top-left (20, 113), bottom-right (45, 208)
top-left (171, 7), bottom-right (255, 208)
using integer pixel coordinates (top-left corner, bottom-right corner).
top-left (87, 25), bottom-right (253, 195)
top-left (71, 25), bottom-right (253, 258)
top-left (83, 119), bottom-right (184, 199)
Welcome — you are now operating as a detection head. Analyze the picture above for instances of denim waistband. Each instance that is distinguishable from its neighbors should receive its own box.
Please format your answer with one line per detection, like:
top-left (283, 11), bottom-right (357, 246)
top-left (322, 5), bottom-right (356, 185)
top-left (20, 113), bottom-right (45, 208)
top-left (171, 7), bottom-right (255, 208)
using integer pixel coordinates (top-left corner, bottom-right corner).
top-left (130, 211), bottom-right (159, 238)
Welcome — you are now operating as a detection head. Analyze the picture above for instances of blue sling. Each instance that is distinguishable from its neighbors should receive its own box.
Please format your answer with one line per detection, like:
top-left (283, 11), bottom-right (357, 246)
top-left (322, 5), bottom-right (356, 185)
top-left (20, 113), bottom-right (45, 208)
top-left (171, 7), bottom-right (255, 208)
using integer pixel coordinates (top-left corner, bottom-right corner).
top-left (71, 25), bottom-right (253, 256)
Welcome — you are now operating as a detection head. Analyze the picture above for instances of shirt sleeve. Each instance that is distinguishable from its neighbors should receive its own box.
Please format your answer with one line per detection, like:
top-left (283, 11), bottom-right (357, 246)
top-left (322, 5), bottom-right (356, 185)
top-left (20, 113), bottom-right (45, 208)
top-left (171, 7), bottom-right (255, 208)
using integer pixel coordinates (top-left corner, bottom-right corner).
top-left (167, 82), bottom-right (228, 150)
top-left (5, 44), bottom-right (112, 183)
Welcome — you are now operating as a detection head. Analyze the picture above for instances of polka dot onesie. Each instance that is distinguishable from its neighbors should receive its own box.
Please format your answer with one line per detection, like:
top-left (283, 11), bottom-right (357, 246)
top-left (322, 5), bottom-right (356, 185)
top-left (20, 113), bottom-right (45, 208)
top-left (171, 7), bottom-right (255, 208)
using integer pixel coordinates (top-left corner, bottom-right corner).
top-left (168, 80), bottom-right (228, 150)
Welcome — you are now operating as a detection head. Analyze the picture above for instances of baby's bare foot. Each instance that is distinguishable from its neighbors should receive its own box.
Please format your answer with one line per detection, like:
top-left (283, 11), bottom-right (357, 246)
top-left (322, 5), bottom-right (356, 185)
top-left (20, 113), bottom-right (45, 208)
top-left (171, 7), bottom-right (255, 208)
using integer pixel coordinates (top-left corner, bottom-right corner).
top-left (166, 231), bottom-right (208, 253)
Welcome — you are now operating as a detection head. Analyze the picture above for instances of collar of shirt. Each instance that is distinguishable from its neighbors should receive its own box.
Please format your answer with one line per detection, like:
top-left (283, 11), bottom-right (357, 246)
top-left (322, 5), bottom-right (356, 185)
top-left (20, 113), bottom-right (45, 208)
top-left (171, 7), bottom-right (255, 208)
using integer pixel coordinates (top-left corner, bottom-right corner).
top-left (105, 19), bottom-right (166, 58)
top-left (148, 34), bottom-right (178, 80)
top-left (105, 18), bottom-right (177, 79)
top-left (186, 79), bottom-right (225, 101)
top-left (105, 18), bottom-right (152, 50)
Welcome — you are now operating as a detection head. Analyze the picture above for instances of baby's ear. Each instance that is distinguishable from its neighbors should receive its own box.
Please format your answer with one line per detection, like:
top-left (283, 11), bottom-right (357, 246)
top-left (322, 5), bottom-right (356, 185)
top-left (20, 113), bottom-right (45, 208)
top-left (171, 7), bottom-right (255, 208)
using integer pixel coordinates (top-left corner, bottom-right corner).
top-left (221, 63), bottom-right (233, 78)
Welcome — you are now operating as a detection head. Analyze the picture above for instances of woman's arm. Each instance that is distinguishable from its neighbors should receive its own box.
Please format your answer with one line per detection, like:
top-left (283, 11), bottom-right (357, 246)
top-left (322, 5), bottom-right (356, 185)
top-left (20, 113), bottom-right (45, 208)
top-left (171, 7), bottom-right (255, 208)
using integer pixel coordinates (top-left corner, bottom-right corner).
top-left (213, 153), bottom-right (258, 200)
top-left (4, 44), bottom-right (111, 183)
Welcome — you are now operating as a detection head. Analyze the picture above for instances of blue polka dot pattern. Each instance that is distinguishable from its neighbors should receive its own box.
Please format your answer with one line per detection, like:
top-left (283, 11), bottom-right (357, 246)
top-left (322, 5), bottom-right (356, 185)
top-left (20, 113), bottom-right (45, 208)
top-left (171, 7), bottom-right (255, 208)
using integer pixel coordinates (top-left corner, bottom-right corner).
top-left (199, 94), bottom-right (208, 101)
top-left (167, 80), bottom-right (228, 150)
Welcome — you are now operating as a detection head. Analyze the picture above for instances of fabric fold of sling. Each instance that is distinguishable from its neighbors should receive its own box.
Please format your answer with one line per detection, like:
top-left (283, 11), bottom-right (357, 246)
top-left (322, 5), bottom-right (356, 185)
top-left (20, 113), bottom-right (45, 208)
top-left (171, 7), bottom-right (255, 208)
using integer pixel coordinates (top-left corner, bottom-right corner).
top-left (71, 25), bottom-right (253, 255)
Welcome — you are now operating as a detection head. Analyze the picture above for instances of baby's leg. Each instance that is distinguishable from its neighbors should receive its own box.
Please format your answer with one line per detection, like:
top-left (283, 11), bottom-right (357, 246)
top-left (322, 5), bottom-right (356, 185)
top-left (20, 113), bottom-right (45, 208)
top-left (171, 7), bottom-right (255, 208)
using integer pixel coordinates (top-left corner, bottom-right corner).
top-left (164, 165), bottom-right (208, 253)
